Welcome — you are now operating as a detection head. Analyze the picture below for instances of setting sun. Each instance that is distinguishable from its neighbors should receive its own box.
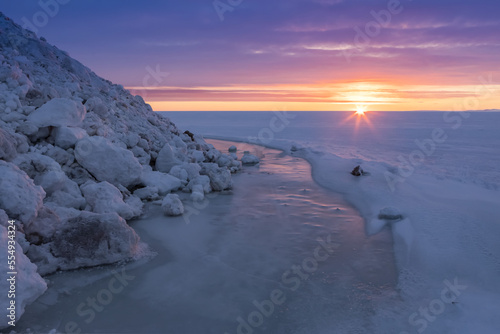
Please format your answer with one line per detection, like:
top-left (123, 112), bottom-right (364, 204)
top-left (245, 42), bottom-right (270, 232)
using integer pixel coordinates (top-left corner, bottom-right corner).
top-left (355, 105), bottom-right (367, 115)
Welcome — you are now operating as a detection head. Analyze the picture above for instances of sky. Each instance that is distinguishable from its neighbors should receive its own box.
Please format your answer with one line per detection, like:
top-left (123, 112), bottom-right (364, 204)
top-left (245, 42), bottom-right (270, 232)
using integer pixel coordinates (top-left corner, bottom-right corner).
top-left (2, 0), bottom-right (500, 111)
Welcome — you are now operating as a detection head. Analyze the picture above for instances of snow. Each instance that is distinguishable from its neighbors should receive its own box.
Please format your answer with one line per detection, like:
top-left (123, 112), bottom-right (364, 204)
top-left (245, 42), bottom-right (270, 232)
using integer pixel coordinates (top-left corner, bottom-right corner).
top-left (0, 223), bottom-right (47, 330)
top-left (81, 181), bottom-right (143, 220)
top-left (161, 193), bottom-right (184, 216)
top-left (201, 163), bottom-right (232, 191)
top-left (23, 206), bottom-right (61, 244)
top-left (186, 175), bottom-right (212, 194)
top-left (133, 186), bottom-right (160, 201)
top-left (155, 142), bottom-right (180, 173)
top-left (0, 127), bottom-right (18, 161)
top-left (241, 151), bottom-right (260, 165)
top-left (52, 126), bottom-right (88, 149)
top-left (0, 160), bottom-right (45, 224)
top-left (140, 170), bottom-right (182, 195)
top-left (190, 184), bottom-right (205, 201)
top-left (0, 12), bottom-right (240, 326)
top-left (74, 136), bottom-right (143, 188)
top-left (27, 98), bottom-right (87, 128)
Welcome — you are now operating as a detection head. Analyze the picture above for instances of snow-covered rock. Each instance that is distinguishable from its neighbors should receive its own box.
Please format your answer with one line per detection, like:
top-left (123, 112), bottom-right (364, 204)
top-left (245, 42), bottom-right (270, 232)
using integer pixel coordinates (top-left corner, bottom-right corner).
top-left (141, 170), bottom-right (182, 195)
top-left (190, 184), bottom-right (205, 201)
top-left (217, 154), bottom-right (233, 167)
top-left (187, 175), bottom-right (212, 194)
top-left (201, 163), bottom-right (232, 191)
top-left (169, 165), bottom-right (189, 182)
top-left (241, 151), bottom-right (260, 165)
top-left (156, 142), bottom-right (181, 173)
top-left (0, 161), bottom-right (45, 224)
top-left (13, 153), bottom-right (85, 209)
top-left (0, 12), bottom-right (240, 291)
top-left (47, 212), bottom-right (141, 272)
top-left (131, 145), bottom-right (151, 165)
top-left (133, 186), bottom-right (160, 201)
top-left (75, 136), bottom-right (143, 188)
top-left (162, 194), bottom-right (184, 216)
top-left (81, 181), bottom-right (143, 220)
top-left (23, 206), bottom-right (61, 245)
top-left (0, 224), bottom-right (47, 330)
top-left (169, 163), bottom-right (202, 182)
top-left (53, 126), bottom-right (88, 149)
top-left (0, 127), bottom-right (17, 161)
top-left (27, 98), bottom-right (86, 128)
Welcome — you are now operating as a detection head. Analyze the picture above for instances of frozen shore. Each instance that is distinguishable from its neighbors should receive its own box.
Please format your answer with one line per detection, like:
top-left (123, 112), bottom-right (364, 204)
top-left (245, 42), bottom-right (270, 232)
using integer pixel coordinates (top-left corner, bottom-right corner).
top-left (14, 141), bottom-right (397, 334)
top-left (168, 111), bottom-right (500, 333)
top-left (0, 13), bottom-right (242, 329)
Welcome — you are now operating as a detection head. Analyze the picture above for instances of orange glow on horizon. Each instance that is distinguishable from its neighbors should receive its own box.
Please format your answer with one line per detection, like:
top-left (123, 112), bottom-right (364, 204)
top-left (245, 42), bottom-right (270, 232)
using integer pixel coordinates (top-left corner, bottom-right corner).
top-left (138, 81), bottom-right (500, 112)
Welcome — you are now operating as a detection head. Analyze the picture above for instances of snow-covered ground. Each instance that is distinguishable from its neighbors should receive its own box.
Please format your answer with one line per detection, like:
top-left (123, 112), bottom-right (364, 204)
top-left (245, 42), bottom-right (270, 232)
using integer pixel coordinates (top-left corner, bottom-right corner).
top-left (168, 111), bottom-right (500, 333)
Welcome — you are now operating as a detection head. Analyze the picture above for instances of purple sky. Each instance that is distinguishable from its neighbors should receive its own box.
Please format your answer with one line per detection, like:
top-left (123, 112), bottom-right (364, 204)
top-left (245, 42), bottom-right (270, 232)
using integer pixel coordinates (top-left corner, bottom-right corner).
top-left (2, 0), bottom-right (500, 111)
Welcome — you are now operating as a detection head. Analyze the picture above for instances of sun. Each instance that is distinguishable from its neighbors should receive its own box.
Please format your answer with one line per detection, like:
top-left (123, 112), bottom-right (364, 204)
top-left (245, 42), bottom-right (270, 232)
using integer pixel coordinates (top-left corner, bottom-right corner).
top-left (355, 105), bottom-right (367, 115)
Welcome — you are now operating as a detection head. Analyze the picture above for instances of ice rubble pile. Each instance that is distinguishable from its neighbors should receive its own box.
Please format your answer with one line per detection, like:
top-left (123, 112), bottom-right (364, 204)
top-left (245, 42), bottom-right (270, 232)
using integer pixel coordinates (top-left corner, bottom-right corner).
top-left (0, 13), bottom-right (241, 326)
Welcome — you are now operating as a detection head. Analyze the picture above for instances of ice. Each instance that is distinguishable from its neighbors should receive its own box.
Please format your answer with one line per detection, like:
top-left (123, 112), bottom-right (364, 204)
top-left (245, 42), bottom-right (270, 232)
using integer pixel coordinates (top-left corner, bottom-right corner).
top-left (0, 127), bottom-right (17, 161)
top-left (52, 126), bottom-right (88, 149)
top-left (133, 186), bottom-right (161, 201)
top-left (186, 174), bottom-right (211, 194)
top-left (23, 206), bottom-right (61, 244)
top-left (14, 142), bottom-right (397, 333)
top-left (161, 193), bottom-right (184, 216)
top-left (241, 151), bottom-right (260, 165)
top-left (201, 162), bottom-right (232, 191)
top-left (0, 12), bottom-right (240, 325)
top-left (81, 181), bottom-right (143, 220)
top-left (0, 160), bottom-right (45, 224)
top-left (74, 136), bottom-right (143, 188)
top-left (0, 225), bottom-right (47, 330)
top-left (13, 152), bottom-right (85, 209)
top-left (155, 142), bottom-right (181, 173)
top-left (167, 111), bottom-right (500, 333)
top-left (27, 98), bottom-right (86, 128)
top-left (140, 170), bottom-right (182, 195)
top-left (190, 184), bottom-right (205, 201)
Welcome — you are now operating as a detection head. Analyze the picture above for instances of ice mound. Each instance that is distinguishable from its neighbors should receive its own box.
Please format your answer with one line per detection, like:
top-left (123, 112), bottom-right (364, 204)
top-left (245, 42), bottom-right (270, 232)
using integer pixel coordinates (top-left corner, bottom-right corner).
top-left (0, 160), bottom-right (45, 224)
top-left (0, 12), bottom-right (241, 327)
top-left (162, 193), bottom-right (184, 216)
top-left (27, 98), bottom-right (86, 128)
top-left (241, 151), bottom-right (260, 165)
top-left (75, 136), bottom-right (143, 187)
top-left (81, 181), bottom-right (143, 220)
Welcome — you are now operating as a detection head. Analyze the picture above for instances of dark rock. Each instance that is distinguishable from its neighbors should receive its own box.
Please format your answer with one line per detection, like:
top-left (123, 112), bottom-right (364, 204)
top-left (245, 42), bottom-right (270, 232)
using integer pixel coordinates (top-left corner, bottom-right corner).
top-left (184, 130), bottom-right (195, 141)
top-left (351, 165), bottom-right (364, 176)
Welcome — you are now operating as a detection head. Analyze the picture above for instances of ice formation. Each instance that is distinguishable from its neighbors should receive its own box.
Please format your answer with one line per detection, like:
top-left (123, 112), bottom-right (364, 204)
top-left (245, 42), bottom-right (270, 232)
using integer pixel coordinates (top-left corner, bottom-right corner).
top-left (0, 12), bottom-right (241, 328)
top-left (241, 151), bottom-right (260, 165)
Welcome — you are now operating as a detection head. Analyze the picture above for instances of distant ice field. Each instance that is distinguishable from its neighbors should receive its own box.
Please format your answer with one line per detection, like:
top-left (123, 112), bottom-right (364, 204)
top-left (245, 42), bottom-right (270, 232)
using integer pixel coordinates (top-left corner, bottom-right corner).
top-left (165, 111), bottom-right (500, 189)
top-left (165, 111), bottom-right (500, 333)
